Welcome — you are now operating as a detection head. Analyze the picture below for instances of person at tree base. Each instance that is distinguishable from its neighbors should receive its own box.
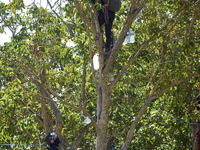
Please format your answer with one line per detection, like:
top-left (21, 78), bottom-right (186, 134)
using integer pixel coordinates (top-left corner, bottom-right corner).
top-left (45, 133), bottom-right (60, 150)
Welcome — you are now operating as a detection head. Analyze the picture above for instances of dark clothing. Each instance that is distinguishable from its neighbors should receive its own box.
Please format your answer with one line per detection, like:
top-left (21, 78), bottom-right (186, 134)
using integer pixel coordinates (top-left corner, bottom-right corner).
top-left (47, 147), bottom-right (59, 150)
top-left (98, 10), bottom-right (115, 51)
top-left (91, 0), bottom-right (104, 4)
top-left (92, 0), bottom-right (115, 51)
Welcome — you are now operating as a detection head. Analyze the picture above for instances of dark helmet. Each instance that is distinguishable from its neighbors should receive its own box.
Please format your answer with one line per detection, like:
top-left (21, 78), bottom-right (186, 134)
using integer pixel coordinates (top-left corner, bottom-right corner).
top-left (45, 133), bottom-right (56, 145)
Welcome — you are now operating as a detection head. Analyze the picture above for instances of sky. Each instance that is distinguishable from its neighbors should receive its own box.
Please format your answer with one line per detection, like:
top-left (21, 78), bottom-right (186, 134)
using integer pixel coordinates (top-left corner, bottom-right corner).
top-left (0, 0), bottom-right (102, 70)
top-left (0, 0), bottom-right (54, 45)
top-left (0, 0), bottom-right (99, 69)
top-left (0, 0), bottom-right (75, 47)
top-left (0, 1), bottom-right (11, 45)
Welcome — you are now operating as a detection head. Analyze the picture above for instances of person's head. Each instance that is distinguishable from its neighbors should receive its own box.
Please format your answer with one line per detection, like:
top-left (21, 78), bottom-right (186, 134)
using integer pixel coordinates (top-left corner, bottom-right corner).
top-left (45, 133), bottom-right (60, 147)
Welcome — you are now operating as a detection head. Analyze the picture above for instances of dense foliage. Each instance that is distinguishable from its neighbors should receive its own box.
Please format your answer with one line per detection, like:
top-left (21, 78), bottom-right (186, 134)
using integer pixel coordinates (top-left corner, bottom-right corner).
top-left (0, 0), bottom-right (199, 149)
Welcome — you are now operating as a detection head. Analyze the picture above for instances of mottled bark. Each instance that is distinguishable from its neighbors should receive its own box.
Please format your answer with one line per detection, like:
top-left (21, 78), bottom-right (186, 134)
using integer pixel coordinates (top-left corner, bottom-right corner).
top-left (190, 124), bottom-right (198, 150)
top-left (74, 0), bottom-right (147, 149)
top-left (96, 84), bottom-right (110, 150)
top-left (40, 97), bottom-right (53, 134)
top-left (82, 62), bottom-right (86, 108)
top-left (32, 78), bottom-right (62, 140)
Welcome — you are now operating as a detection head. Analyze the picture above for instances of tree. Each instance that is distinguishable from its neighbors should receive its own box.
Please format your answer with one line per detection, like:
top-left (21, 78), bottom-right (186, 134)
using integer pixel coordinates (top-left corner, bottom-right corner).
top-left (0, 0), bottom-right (199, 149)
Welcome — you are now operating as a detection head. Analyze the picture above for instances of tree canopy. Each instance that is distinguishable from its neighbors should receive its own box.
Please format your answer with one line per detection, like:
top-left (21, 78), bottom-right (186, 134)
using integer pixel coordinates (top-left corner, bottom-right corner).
top-left (0, 0), bottom-right (200, 150)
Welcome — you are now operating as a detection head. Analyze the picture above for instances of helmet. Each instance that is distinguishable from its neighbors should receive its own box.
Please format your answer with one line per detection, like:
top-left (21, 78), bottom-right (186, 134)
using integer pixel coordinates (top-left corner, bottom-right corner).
top-left (45, 133), bottom-right (56, 145)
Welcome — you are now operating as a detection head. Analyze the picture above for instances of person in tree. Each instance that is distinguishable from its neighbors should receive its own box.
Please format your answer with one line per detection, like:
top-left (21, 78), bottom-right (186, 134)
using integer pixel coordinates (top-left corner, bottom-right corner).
top-left (91, 0), bottom-right (121, 56)
top-left (45, 133), bottom-right (60, 150)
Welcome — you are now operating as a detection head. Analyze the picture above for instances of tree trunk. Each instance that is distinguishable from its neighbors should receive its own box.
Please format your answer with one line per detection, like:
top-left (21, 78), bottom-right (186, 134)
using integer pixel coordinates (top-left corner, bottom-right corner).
top-left (97, 80), bottom-right (110, 150)
top-left (190, 124), bottom-right (198, 150)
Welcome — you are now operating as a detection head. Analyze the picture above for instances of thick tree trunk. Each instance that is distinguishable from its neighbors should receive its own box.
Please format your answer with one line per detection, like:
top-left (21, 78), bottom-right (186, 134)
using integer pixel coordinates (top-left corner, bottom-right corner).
top-left (74, 1), bottom-right (147, 149)
top-left (96, 113), bottom-right (109, 150)
top-left (97, 80), bottom-right (110, 150)
top-left (97, 123), bottom-right (108, 150)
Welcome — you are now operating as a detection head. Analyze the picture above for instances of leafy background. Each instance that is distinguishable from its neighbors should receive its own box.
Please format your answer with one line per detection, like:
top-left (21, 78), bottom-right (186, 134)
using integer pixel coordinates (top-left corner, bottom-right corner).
top-left (0, 0), bottom-right (199, 149)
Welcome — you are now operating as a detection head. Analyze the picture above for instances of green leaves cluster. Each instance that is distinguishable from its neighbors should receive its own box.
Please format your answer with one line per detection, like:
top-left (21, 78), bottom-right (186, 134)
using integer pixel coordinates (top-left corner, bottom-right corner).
top-left (0, 0), bottom-right (199, 149)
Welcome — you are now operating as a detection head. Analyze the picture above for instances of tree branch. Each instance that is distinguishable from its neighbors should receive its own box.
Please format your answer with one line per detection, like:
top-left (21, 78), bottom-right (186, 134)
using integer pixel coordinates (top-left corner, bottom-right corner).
top-left (71, 124), bottom-right (92, 150)
top-left (85, 21), bottom-right (99, 93)
top-left (16, 98), bottom-right (43, 126)
top-left (149, 68), bottom-right (167, 97)
top-left (47, 0), bottom-right (74, 37)
top-left (32, 77), bottom-right (63, 140)
top-left (45, 84), bottom-right (99, 131)
top-left (121, 103), bottom-right (148, 150)
top-left (103, 0), bottom-right (147, 75)
top-left (73, 0), bottom-right (96, 32)
top-left (110, 4), bottom-right (187, 91)
top-left (156, 74), bottom-right (200, 98)
top-left (81, 62), bottom-right (86, 107)
top-left (9, 119), bottom-right (37, 143)
top-left (121, 73), bottom-right (200, 150)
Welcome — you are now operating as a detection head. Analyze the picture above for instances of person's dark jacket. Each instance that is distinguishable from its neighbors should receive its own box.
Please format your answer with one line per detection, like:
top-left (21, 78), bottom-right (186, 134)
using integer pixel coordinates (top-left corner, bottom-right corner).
top-left (47, 147), bottom-right (59, 150)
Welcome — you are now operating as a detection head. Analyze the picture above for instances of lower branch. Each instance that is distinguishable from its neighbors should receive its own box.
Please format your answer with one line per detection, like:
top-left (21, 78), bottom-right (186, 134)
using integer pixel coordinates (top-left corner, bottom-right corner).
top-left (32, 78), bottom-right (63, 139)
top-left (71, 124), bottom-right (92, 150)
top-left (121, 104), bottom-right (148, 150)
top-left (17, 98), bottom-right (43, 126)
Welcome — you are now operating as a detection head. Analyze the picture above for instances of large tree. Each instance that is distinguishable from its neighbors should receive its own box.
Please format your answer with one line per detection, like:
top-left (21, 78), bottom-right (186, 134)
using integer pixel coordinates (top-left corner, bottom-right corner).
top-left (0, 0), bottom-right (199, 149)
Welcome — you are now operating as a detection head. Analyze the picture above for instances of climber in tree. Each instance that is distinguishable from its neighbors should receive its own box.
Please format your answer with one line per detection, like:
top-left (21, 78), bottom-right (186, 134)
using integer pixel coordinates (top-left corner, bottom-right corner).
top-left (91, 0), bottom-right (121, 55)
